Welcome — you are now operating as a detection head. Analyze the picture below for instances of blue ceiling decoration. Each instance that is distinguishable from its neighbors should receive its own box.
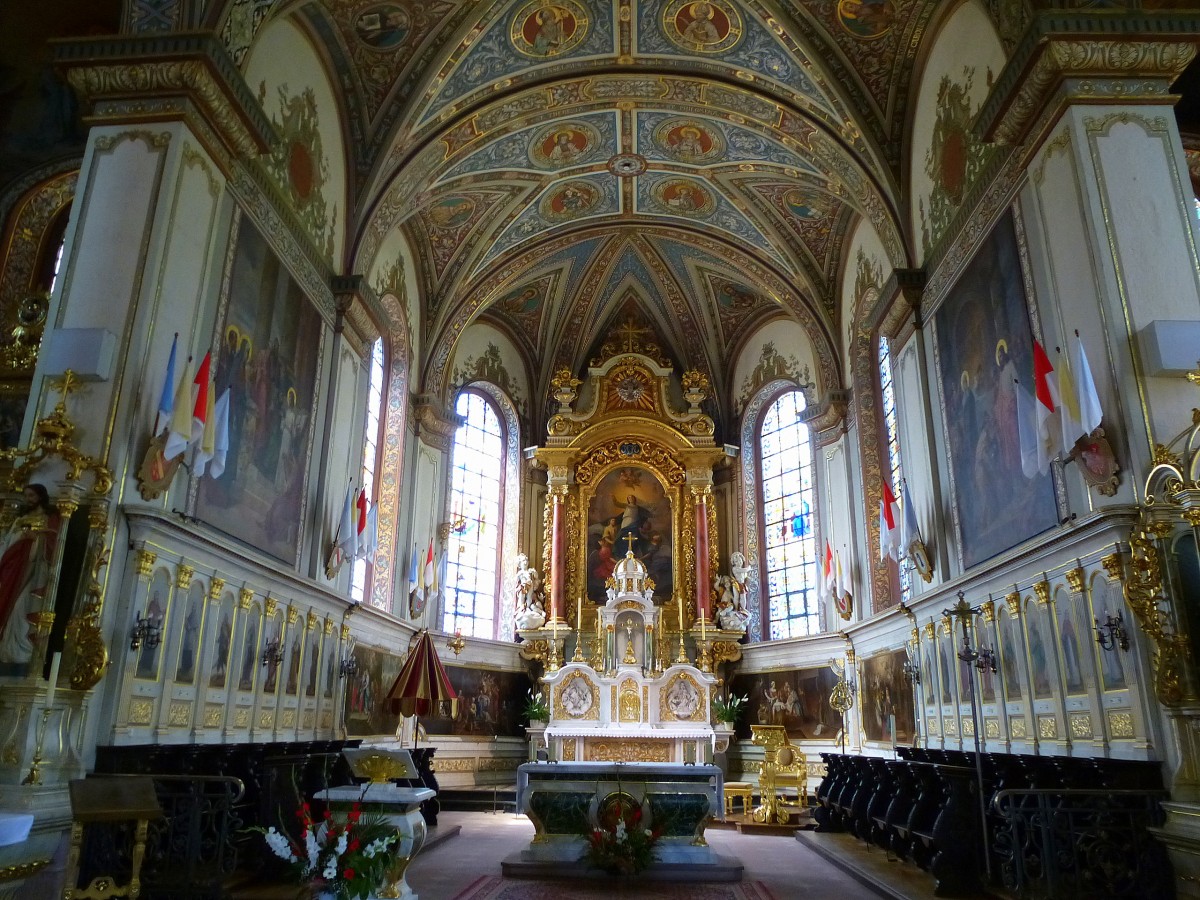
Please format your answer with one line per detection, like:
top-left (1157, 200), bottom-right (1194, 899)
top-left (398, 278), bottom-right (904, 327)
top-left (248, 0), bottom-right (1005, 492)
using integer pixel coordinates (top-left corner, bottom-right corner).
top-left (418, 0), bottom-right (617, 127)
top-left (484, 175), bottom-right (621, 263)
top-left (634, 111), bottom-right (821, 172)
top-left (438, 111), bottom-right (619, 182)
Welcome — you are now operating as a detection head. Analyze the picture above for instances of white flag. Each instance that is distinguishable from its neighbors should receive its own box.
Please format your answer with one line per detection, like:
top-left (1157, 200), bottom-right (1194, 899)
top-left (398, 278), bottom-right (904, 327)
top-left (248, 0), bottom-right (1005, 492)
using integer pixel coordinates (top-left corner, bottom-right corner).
top-left (1072, 334), bottom-right (1103, 435)
top-left (901, 480), bottom-right (923, 551)
top-left (208, 389), bottom-right (231, 480)
top-left (337, 486), bottom-right (357, 564)
top-left (1014, 378), bottom-right (1041, 480)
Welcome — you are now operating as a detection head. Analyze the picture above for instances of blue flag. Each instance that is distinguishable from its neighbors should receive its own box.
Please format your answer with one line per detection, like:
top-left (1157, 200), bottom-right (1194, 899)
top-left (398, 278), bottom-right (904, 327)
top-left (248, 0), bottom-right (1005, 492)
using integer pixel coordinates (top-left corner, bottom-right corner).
top-left (155, 332), bottom-right (178, 433)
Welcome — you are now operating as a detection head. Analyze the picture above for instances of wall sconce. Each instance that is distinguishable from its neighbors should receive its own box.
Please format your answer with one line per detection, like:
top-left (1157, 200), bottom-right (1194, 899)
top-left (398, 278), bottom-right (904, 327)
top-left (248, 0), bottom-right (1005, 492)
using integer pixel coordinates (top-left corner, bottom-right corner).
top-left (437, 516), bottom-right (468, 541)
top-left (1095, 611), bottom-right (1130, 652)
top-left (129, 612), bottom-right (162, 652)
top-left (447, 630), bottom-right (466, 657)
top-left (902, 659), bottom-right (920, 684)
top-left (261, 638), bottom-right (283, 668)
top-left (339, 655), bottom-right (360, 678)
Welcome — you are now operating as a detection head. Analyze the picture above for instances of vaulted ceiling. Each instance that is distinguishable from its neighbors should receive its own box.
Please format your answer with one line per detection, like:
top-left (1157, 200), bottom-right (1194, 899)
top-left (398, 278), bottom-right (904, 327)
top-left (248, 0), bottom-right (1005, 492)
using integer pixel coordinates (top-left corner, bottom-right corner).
top-left (270, 0), bottom-right (945, 396)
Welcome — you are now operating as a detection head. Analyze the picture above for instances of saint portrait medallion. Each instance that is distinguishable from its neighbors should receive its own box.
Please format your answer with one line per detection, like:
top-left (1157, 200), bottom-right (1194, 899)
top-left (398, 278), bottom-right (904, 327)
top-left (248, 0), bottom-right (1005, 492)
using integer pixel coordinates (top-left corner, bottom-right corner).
top-left (652, 178), bottom-right (715, 217)
top-left (426, 194), bottom-right (477, 229)
top-left (836, 0), bottom-right (896, 41)
top-left (529, 121), bottom-right (600, 168)
top-left (540, 178), bottom-right (601, 221)
top-left (783, 188), bottom-right (830, 219)
top-left (663, 0), bottom-right (742, 54)
top-left (654, 118), bottom-right (723, 163)
top-left (511, 0), bottom-right (589, 58)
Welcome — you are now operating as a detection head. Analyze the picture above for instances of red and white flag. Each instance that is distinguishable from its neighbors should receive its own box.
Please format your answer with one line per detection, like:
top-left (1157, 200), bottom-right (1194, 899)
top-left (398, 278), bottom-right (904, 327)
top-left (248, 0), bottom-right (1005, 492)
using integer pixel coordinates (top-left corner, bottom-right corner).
top-left (421, 539), bottom-right (436, 603)
top-left (1032, 340), bottom-right (1057, 473)
top-left (834, 549), bottom-right (853, 620)
top-left (1015, 377), bottom-right (1041, 480)
top-left (355, 488), bottom-right (368, 542)
top-left (336, 485), bottom-right (358, 565)
top-left (880, 479), bottom-right (901, 561)
top-left (190, 351), bottom-right (212, 447)
top-left (358, 504), bottom-right (378, 562)
top-left (821, 540), bottom-right (834, 602)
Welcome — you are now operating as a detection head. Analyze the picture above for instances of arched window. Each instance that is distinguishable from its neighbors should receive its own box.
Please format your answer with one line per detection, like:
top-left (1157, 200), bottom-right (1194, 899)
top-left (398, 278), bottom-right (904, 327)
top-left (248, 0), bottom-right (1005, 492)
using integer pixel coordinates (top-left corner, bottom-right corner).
top-left (351, 338), bottom-right (385, 606)
top-left (444, 390), bottom-right (505, 638)
top-left (878, 335), bottom-right (911, 603)
top-left (759, 389), bottom-right (819, 638)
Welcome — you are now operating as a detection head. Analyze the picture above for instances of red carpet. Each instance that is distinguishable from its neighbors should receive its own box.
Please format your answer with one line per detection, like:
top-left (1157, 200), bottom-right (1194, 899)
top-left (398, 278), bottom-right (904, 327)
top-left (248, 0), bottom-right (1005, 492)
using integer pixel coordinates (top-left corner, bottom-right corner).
top-left (451, 876), bottom-right (776, 900)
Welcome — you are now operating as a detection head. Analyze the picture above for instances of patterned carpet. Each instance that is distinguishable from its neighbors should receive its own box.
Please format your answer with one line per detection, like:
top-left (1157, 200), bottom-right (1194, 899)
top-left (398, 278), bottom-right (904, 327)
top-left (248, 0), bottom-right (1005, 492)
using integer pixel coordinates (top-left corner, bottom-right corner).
top-left (451, 876), bottom-right (776, 900)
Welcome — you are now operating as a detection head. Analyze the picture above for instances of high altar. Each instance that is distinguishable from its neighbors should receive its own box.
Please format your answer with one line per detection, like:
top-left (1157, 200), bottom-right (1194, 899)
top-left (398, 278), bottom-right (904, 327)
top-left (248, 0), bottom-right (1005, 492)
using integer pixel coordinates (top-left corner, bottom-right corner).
top-left (516, 332), bottom-right (747, 762)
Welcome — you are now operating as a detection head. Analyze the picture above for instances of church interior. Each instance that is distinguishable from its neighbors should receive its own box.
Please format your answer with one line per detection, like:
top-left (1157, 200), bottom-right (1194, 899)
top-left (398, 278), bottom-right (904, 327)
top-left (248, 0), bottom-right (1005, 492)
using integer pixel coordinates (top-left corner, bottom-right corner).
top-left (2, 0), bottom-right (1200, 897)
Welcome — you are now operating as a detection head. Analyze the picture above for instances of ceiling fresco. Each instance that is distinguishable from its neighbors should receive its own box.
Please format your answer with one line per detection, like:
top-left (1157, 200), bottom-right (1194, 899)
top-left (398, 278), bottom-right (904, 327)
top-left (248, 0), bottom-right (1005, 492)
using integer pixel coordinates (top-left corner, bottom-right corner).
top-left (211, 0), bottom-right (958, 416)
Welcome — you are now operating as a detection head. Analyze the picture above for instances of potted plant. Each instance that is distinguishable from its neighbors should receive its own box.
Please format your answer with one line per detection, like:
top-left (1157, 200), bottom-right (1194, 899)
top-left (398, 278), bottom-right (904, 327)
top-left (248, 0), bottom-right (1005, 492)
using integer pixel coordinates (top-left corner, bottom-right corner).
top-left (584, 798), bottom-right (661, 876)
top-left (712, 692), bottom-right (747, 728)
top-left (254, 799), bottom-right (400, 900)
top-left (522, 688), bottom-right (550, 726)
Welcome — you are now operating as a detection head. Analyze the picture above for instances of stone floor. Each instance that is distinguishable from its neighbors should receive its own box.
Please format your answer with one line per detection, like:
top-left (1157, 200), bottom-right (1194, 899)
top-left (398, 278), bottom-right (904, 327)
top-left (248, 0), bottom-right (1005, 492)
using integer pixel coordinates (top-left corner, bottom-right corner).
top-left (402, 811), bottom-right (954, 900)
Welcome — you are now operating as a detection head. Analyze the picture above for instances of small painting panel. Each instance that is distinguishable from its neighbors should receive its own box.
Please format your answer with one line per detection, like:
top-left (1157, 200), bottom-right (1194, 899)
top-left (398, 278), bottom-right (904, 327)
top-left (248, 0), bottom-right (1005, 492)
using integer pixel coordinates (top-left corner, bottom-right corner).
top-left (586, 466), bottom-right (673, 604)
top-left (933, 211), bottom-right (1058, 569)
top-left (1093, 577), bottom-right (1127, 692)
top-left (861, 649), bottom-right (916, 744)
top-left (173, 584), bottom-right (205, 684)
top-left (344, 644), bottom-right (406, 737)
top-left (998, 609), bottom-right (1024, 701)
top-left (1056, 597), bottom-right (1087, 696)
top-left (196, 218), bottom-right (323, 564)
top-left (730, 667), bottom-right (839, 741)
top-left (1026, 601), bottom-right (1054, 700)
top-left (135, 571), bottom-right (170, 680)
top-left (208, 600), bottom-right (234, 689)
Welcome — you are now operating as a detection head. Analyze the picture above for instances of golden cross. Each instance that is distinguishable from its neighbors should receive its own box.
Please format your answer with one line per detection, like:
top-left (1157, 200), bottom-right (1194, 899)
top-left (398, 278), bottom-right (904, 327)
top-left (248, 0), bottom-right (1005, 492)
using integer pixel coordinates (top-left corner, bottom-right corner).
top-left (618, 317), bottom-right (649, 353)
top-left (623, 533), bottom-right (637, 555)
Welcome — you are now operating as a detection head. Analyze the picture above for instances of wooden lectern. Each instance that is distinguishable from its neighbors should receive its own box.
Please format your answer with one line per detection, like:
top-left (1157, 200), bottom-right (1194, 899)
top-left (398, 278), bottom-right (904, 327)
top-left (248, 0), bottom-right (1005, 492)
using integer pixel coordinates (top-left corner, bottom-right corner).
top-left (62, 777), bottom-right (163, 900)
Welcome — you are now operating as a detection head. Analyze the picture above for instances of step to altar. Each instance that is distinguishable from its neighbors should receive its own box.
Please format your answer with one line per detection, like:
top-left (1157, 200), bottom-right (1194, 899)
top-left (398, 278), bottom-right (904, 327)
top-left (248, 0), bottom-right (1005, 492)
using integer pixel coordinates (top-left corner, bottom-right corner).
top-left (501, 849), bottom-right (744, 883)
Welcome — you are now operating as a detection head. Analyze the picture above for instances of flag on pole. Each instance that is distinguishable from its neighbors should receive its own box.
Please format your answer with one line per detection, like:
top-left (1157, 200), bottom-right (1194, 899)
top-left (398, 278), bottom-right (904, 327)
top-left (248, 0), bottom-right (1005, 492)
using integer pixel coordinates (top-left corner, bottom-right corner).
top-left (1072, 333), bottom-right (1103, 435)
top-left (408, 545), bottom-right (420, 597)
top-left (193, 382), bottom-right (217, 476)
top-left (355, 489), bottom-right (368, 543)
top-left (821, 540), bottom-right (834, 602)
top-left (1054, 346), bottom-right (1082, 455)
top-left (423, 540), bottom-right (437, 598)
top-left (154, 332), bottom-right (178, 436)
top-left (209, 389), bottom-right (230, 479)
top-left (880, 479), bottom-right (901, 561)
top-left (1015, 378), bottom-right (1041, 480)
top-left (190, 351), bottom-right (212, 446)
top-left (337, 485), bottom-right (357, 565)
top-left (900, 480), bottom-right (923, 552)
top-left (358, 503), bottom-right (378, 562)
top-left (163, 356), bottom-right (195, 460)
top-left (1033, 340), bottom-right (1056, 472)
top-left (833, 549), bottom-right (852, 620)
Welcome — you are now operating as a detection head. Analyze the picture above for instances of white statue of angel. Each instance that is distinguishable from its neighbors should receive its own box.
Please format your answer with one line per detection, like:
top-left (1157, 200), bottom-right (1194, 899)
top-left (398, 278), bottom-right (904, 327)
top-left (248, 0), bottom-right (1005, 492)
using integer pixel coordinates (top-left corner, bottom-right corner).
top-left (512, 553), bottom-right (547, 630)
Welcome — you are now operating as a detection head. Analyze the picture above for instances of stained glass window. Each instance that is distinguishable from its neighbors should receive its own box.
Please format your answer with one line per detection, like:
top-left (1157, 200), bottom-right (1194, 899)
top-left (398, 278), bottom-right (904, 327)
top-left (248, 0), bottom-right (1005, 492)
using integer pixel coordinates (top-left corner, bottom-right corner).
top-left (351, 338), bottom-right (385, 606)
top-left (879, 335), bottom-right (912, 603)
top-left (444, 390), bottom-right (504, 637)
top-left (760, 390), bottom-right (818, 638)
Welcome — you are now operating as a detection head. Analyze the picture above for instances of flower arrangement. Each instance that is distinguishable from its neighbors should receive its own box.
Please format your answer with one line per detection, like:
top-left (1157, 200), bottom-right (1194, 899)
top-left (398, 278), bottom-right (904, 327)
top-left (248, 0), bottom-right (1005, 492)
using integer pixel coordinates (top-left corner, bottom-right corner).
top-left (522, 688), bottom-right (550, 722)
top-left (712, 692), bottom-right (747, 725)
top-left (255, 799), bottom-right (399, 900)
top-left (583, 798), bottom-right (661, 876)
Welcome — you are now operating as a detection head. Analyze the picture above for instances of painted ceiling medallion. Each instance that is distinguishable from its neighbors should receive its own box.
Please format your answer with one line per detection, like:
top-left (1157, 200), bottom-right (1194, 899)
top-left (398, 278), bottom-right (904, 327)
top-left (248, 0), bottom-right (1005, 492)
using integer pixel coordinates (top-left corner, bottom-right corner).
top-left (654, 118), bottom-right (724, 164)
top-left (540, 178), bottom-right (602, 221)
top-left (529, 121), bottom-right (601, 168)
top-left (353, 4), bottom-right (411, 49)
top-left (652, 178), bottom-right (715, 217)
top-left (663, 0), bottom-right (742, 54)
top-left (836, 0), bottom-right (896, 41)
top-left (510, 0), bottom-right (589, 58)
top-left (607, 153), bottom-right (646, 177)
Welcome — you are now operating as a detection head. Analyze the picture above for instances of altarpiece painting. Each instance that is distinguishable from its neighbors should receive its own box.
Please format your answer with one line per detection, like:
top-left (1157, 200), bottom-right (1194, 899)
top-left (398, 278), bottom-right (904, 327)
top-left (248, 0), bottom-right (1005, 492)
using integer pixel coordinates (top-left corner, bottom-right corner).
top-left (933, 210), bottom-right (1058, 569)
top-left (586, 465), bottom-right (673, 604)
top-left (195, 216), bottom-right (323, 564)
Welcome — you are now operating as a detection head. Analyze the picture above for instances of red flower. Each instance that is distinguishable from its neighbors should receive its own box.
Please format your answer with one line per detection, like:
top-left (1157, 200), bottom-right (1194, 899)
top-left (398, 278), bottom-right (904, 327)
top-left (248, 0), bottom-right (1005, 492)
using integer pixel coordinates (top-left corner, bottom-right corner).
top-left (348, 839), bottom-right (360, 852)
top-left (343, 868), bottom-right (355, 880)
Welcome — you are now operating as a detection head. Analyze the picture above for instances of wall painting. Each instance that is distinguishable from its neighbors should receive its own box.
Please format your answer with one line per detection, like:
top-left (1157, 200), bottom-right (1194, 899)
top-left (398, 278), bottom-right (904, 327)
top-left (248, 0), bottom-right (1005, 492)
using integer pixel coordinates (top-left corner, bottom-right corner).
top-left (730, 666), bottom-right (839, 741)
top-left (861, 648), bottom-right (916, 744)
top-left (586, 466), bottom-right (673, 604)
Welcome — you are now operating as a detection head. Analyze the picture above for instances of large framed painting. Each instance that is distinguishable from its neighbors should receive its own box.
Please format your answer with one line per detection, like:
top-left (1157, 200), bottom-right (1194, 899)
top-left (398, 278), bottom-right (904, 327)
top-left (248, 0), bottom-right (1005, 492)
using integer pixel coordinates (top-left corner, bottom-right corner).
top-left (195, 215), bottom-right (323, 564)
top-left (729, 666), bottom-right (839, 741)
top-left (344, 643), bottom-right (406, 737)
top-left (861, 649), bottom-right (916, 744)
top-left (420, 666), bottom-right (532, 737)
top-left (585, 466), bottom-right (673, 604)
top-left (933, 210), bottom-right (1058, 569)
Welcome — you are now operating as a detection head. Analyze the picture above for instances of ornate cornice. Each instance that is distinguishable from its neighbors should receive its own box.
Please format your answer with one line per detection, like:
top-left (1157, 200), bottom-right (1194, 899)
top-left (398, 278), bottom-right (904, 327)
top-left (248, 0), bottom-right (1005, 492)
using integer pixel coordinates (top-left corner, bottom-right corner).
top-left (414, 394), bottom-right (462, 452)
top-left (977, 14), bottom-right (1200, 148)
top-left (331, 275), bottom-right (381, 358)
top-left (53, 32), bottom-right (276, 167)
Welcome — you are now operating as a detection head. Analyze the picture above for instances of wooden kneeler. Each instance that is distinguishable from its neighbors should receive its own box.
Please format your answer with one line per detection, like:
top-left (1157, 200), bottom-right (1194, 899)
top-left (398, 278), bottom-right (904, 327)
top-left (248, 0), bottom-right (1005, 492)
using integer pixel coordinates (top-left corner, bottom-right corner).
top-left (62, 777), bottom-right (163, 900)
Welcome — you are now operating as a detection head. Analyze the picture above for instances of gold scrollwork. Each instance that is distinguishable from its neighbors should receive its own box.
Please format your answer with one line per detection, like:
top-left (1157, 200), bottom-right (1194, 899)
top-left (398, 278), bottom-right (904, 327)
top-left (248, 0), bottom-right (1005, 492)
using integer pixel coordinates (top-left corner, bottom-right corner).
top-left (1038, 715), bottom-right (1058, 740)
top-left (1069, 713), bottom-right (1092, 739)
top-left (1011, 717), bottom-right (1028, 739)
top-left (238, 588), bottom-right (254, 609)
top-left (1126, 528), bottom-right (1189, 705)
top-left (209, 577), bottom-right (225, 600)
top-left (1033, 581), bottom-right (1051, 605)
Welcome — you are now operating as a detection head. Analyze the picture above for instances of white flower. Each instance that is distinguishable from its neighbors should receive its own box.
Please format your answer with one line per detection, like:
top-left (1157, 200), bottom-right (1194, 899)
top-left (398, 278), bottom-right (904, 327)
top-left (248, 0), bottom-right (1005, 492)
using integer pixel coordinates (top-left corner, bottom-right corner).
top-left (303, 827), bottom-right (321, 876)
top-left (263, 827), bottom-right (297, 863)
top-left (336, 832), bottom-right (349, 856)
top-left (322, 862), bottom-right (338, 880)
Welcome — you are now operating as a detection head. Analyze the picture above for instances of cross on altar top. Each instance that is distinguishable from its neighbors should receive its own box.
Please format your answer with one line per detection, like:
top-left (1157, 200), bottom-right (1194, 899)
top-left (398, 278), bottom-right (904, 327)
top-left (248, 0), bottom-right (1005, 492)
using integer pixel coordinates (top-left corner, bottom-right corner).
top-left (617, 317), bottom-right (650, 353)
top-left (623, 533), bottom-right (637, 555)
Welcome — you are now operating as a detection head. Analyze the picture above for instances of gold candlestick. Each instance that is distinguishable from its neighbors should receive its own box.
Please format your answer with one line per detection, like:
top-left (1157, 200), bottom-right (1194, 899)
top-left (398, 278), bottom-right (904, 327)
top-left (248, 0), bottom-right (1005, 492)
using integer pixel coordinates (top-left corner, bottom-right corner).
top-left (22, 708), bottom-right (52, 786)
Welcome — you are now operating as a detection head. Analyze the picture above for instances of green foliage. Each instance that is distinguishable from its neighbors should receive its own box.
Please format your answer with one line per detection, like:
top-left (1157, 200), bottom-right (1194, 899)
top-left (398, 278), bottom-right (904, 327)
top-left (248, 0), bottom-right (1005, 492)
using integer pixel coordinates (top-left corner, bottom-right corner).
top-left (522, 688), bottom-right (549, 722)
top-left (711, 692), bottom-right (747, 724)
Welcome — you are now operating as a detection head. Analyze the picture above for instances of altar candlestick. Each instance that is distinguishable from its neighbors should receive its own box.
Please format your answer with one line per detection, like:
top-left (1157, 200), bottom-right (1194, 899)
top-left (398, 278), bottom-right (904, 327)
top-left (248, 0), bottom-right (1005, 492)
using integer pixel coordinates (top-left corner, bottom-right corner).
top-left (701, 611), bottom-right (706, 642)
top-left (46, 652), bottom-right (61, 708)
top-left (576, 594), bottom-right (583, 636)
top-left (678, 596), bottom-right (684, 633)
